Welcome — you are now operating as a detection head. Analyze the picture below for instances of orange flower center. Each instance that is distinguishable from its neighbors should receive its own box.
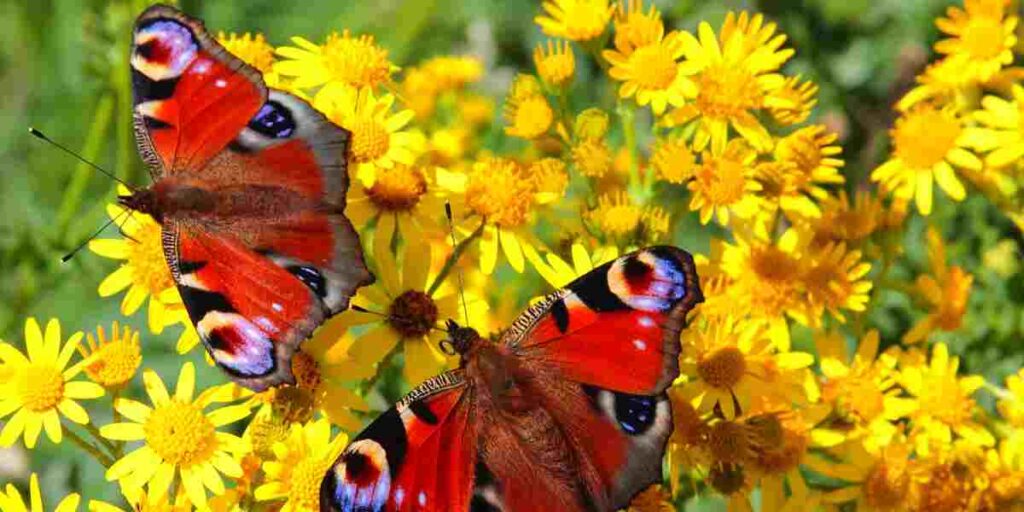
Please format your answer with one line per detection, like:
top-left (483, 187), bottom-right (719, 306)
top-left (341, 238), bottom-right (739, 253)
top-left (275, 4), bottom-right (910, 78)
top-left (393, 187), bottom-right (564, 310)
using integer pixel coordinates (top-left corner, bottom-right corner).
top-left (366, 165), bottom-right (427, 212)
top-left (350, 118), bottom-right (390, 163)
top-left (696, 64), bottom-right (762, 120)
top-left (129, 221), bottom-right (177, 296)
top-left (697, 347), bottom-right (747, 389)
top-left (696, 158), bottom-right (747, 205)
top-left (708, 421), bottom-right (752, 465)
top-left (863, 461), bottom-right (911, 510)
top-left (893, 108), bottom-right (960, 169)
top-left (16, 364), bottom-right (64, 412)
top-left (144, 400), bottom-right (216, 468)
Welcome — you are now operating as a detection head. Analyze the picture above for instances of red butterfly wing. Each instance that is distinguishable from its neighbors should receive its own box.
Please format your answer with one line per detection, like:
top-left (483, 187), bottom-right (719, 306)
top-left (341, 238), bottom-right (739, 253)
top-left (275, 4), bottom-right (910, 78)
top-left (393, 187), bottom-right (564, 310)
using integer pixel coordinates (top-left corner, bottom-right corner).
top-left (321, 371), bottom-right (476, 512)
top-left (130, 6), bottom-right (372, 390)
top-left (509, 246), bottom-right (703, 395)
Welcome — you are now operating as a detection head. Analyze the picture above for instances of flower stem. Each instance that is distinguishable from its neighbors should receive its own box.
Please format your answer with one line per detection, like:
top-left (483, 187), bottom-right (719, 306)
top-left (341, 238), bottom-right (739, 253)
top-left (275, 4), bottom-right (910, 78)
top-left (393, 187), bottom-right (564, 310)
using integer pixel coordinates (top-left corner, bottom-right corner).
top-left (426, 220), bottom-right (485, 297)
top-left (64, 424), bottom-right (113, 468)
top-left (82, 421), bottom-right (120, 456)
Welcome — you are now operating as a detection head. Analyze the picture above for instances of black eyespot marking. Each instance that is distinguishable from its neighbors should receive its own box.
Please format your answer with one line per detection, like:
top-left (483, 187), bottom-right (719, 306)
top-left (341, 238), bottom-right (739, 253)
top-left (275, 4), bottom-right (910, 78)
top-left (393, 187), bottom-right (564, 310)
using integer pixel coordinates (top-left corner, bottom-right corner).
top-left (408, 399), bottom-right (439, 425)
top-left (132, 69), bottom-right (179, 102)
top-left (142, 115), bottom-right (172, 130)
top-left (566, 260), bottom-right (629, 312)
top-left (249, 100), bottom-right (295, 139)
top-left (622, 256), bottom-right (651, 282)
top-left (354, 408), bottom-right (408, 478)
top-left (177, 260), bottom-right (206, 275)
top-left (177, 285), bottom-right (234, 325)
top-left (614, 392), bottom-right (657, 435)
top-left (288, 266), bottom-right (327, 298)
top-left (550, 299), bottom-right (570, 333)
top-left (470, 462), bottom-right (503, 512)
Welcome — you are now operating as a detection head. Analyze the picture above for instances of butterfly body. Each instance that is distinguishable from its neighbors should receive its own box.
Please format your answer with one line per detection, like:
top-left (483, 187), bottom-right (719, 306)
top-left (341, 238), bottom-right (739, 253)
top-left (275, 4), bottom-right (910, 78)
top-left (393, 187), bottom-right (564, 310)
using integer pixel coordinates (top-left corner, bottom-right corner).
top-left (124, 5), bottom-right (372, 391)
top-left (322, 246), bottom-right (702, 512)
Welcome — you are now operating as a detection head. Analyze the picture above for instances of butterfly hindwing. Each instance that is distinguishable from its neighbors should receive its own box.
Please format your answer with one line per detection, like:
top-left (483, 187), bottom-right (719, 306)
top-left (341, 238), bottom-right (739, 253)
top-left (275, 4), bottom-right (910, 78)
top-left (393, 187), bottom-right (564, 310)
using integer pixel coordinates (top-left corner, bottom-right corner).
top-left (321, 371), bottom-right (476, 512)
top-left (508, 246), bottom-right (703, 395)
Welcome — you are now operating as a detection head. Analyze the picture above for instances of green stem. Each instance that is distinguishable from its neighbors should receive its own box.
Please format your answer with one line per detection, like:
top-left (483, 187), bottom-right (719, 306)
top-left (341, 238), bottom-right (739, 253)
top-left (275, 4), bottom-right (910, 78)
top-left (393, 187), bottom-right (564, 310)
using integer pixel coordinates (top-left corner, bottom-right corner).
top-left (426, 221), bottom-right (485, 297)
top-left (64, 424), bottom-right (113, 468)
top-left (82, 421), bottom-right (120, 456)
top-left (55, 94), bottom-right (114, 242)
top-left (112, 388), bottom-right (125, 458)
top-left (618, 102), bottom-right (642, 200)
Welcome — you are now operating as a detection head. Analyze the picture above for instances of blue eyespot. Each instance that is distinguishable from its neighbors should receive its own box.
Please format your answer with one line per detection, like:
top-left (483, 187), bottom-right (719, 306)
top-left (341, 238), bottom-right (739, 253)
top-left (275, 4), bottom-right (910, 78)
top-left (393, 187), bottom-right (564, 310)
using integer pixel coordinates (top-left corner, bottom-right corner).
top-left (249, 100), bottom-right (295, 139)
top-left (614, 393), bottom-right (656, 435)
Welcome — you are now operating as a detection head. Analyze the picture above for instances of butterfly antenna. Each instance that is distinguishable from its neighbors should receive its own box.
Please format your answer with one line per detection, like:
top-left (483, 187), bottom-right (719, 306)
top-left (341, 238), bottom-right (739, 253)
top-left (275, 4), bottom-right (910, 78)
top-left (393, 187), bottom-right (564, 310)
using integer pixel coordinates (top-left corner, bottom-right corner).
top-left (445, 201), bottom-right (471, 327)
top-left (60, 208), bottom-right (132, 263)
top-left (28, 127), bottom-right (136, 190)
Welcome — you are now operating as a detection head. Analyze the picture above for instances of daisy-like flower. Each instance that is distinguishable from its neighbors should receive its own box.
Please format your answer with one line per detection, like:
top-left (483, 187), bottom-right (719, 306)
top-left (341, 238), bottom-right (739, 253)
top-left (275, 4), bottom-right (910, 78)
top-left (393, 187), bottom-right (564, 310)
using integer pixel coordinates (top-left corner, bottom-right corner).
top-left (585, 190), bottom-right (670, 245)
top-left (314, 86), bottom-right (417, 186)
top-left (680, 315), bottom-right (814, 419)
top-left (969, 84), bottom-right (1024, 168)
top-left (346, 163), bottom-right (446, 248)
top-left (603, 20), bottom-right (697, 115)
top-left (534, 39), bottom-right (575, 88)
top-left (668, 12), bottom-right (795, 153)
top-left (767, 75), bottom-right (817, 125)
top-left (528, 158), bottom-right (570, 204)
top-left (78, 321), bottom-right (142, 390)
top-left (688, 140), bottom-right (762, 225)
top-left (611, 0), bottom-right (664, 53)
top-left (571, 138), bottom-right (614, 178)
top-left (870, 104), bottom-right (982, 215)
top-left (0, 473), bottom-right (80, 512)
top-left (101, 363), bottom-right (251, 508)
top-left (535, 0), bottom-right (614, 42)
top-left (89, 190), bottom-right (179, 333)
top-left (254, 418), bottom-right (348, 511)
top-left (0, 318), bottom-right (103, 448)
top-left (651, 135), bottom-right (696, 184)
top-left (815, 330), bottom-right (915, 451)
top-left (899, 342), bottom-right (994, 456)
top-left (343, 239), bottom-right (486, 386)
top-left (274, 31), bottom-right (396, 90)
top-left (934, 0), bottom-right (1018, 83)
top-left (801, 242), bottom-right (872, 324)
top-left (503, 75), bottom-right (554, 140)
top-left (218, 31), bottom-right (278, 84)
top-left (762, 125), bottom-right (845, 220)
top-left (811, 190), bottom-right (883, 246)
top-left (523, 242), bottom-right (619, 289)
top-left (808, 436), bottom-right (916, 511)
top-left (903, 227), bottom-right (974, 344)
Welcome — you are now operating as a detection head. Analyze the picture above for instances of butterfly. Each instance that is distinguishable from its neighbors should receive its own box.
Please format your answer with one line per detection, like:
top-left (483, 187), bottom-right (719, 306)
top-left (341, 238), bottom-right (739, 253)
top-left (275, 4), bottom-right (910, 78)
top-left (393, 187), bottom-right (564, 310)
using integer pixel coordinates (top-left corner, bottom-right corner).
top-left (321, 246), bottom-right (703, 512)
top-left (118, 5), bottom-right (373, 391)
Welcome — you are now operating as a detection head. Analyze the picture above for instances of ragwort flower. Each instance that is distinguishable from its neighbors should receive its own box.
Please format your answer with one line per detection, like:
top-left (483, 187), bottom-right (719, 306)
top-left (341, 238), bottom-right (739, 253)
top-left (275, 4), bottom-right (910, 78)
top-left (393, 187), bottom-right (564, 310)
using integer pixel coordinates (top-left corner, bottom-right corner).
top-left (274, 31), bottom-right (396, 90)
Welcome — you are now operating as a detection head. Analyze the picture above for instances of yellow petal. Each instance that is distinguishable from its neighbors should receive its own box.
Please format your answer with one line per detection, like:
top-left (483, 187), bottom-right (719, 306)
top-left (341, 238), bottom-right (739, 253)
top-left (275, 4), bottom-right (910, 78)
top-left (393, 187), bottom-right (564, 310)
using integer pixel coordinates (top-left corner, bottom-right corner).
top-left (42, 410), bottom-right (62, 444)
top-left (97, 266), bottom-right (133, 297)
top-left (101, 422), bottom-right (145, 441)
top-left (207, 405), bottom-right (250, 428)
top-left (23, 414), bottom-right (42, 449)
top-left (64, 381), bottom-right (104, 400)
top-left (403, 337), bottom-right (445, 387)
top-left (24, 317), bottom-right (44, 364)
top-left (113, 399), bottom-right (152, 423)
top-left (348, 324), bottom-right (400, 367)
top-left (53, 495), bottom-right (81, 512)
top-left (479, 225), bottom-right (498, 275)
top-left (88, 239), bottom-right (129, 260)
top-left (402, 239), bottom-right (432, 291)
top-left (175, 362), bottom-right (195, 402)
top-left (121, 285), bottom-right (148, 316)
top-left (499, 230), bottom-right (525, 273)
top-left (42, 318), bottom-right (61, 364)
top-left (0, 409), bottom-right (26, 447)
top-left (57, 400), bottom-right (90, 425)
top-left (143, 369), bottom-right (170, 406)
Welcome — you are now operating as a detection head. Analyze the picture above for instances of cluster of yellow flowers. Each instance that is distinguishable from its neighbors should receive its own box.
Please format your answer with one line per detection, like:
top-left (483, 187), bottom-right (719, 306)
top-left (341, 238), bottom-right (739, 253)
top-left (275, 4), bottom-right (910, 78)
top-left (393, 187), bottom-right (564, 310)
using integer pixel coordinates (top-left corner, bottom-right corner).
top-left (2, 0), bottom-right (1023, 510)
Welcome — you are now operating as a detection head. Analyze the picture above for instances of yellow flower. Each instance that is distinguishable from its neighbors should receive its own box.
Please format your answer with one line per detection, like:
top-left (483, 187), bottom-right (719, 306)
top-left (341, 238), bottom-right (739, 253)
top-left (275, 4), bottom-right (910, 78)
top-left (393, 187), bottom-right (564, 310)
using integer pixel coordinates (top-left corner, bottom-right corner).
top-left (811, 190), bottom-right (883, 246)
top-left (314, 86), bottom-right (417, 186)
top-left (274, 31), bottom-right (396, 90)
top-left (668, 12), bottom-right (794, 152)
top-left (603, 26), bottom-right (697, 115)
top-left (101, 363), bottom-right (251, 508)
top-left (688, 140), bottom-right (762, 225)
top-left (899, 343), bottom-right (994, 455)
top-left (586, 190), bottom-right (670, 245)
top-left (346, 163), bottom-right (446, 248)
top-left (969, 84), bottom-right (1024, 168)
top-left (651, 135), bottom-right (696, 184)
top-left (78, 322), bottom-right (142, 390)
top-left (903, 227), bottom-right (973, 344)
top-left (897, 57), bottom-right (975, 112)
top-left (528, 158), bottom-right (570, 204)
top-left (680, 316), bottom-right (814, 420)
top-left (801, 242), bottom-right (872, 324)
top-left (871, 104), bottom-right (982, 215)
top-left (0, 473), bottom-right (80, 512)
top-left (998, 368), bottom-right (1024, 428)
top-left (934, 0), bottom-right (1018, 82)
top-left (535, 0), bottom-right (614, 42)
top-left (767, 75), bottom-right (818, 125)
top-left (504, 75), bottom-right (554, 139)
top-left (571, 138), bottom-right (614, 178)
top-left (534, 39), bottom-right (575, 87)
top-left (764, 125), bottom-right (845, 220)
top-left (523, 242), bottom-right (619, 289)
top-left (254, 418), bottom-right (348, 512)
top-left (342, 239), bottom-right (486, 386)
top-left (815, 330), bottom-right (915, 450)
top-left (612, 0), bottom-right (664, 53)
top-left (973, 440), bottom-right (1024, 510)
top-left (217, 31), bottom-right (275, 75)
top-left (0, 318), bottom-right (103, 448)
top-left (418, 55), bottom-right (484, 92)
top-left (89, 193), bottom-right (179, 333)
top-left (810, 436), bottom-right (916, 511)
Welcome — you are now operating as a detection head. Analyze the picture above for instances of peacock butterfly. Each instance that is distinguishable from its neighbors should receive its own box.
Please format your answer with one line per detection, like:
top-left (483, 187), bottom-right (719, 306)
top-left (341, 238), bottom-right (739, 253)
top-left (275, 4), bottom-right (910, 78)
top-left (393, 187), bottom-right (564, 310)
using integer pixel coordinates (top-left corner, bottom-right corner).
top-left (120, 5), bottom-right (373, 391)
top-left (321, 246), bottom-right (703, 511)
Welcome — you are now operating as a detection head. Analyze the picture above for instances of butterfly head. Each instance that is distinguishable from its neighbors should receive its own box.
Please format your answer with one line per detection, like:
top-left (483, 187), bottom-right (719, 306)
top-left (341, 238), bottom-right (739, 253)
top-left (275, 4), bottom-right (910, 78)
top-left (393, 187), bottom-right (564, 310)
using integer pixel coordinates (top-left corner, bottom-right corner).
top-left (118, 188), bottom-right (161, 222)
top-left (441, 319), bottom-right (481, 357)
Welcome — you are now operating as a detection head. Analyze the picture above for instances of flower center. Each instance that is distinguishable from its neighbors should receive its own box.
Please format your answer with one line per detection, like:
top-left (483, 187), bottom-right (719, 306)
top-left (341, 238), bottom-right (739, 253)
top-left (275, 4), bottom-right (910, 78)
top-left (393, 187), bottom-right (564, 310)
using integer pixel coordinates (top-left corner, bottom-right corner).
top-left (696, 159), bottom-right (747, 205)
top-left (144, 400), bottom-right (217, 468)
top-left (696, 64), bottom-right (762, 120)
top-left (465, 159), bottom-right (535, 227)
top-left (893, 108), bottom-right (960, 169)
top-left (863, 461), bottom-right (910, 510)
top-left (85, 338), bottom-right (141, 389)
top-left (918, 464), bottom-right (969, 511)
top-left (628, 44), bottom-right (679, 90)
top-left (129, 221), bottom-right (176, 296)
top-left (322, 32), bottom-right (392, 89)
top-left (349, 118), bottom-right (391, 163)
top-left (388, 290), bottom-right (439, 338)
top-left (697, 346), bottom-right (747, 389)
top-left (16, 364), bottom-right (64, 412)
top-left (709, 464), bottom-right (746, 495)
top-left (366, 165), bottom-right (428, 212)
top-left (291, 351), bottom-right (322, 391)
top-left (961, 19), bottom-right (1006, 59)
top-left (708, 421), bottom-right (752, 465)
top-left (288, 457), bottom-right (332, 510)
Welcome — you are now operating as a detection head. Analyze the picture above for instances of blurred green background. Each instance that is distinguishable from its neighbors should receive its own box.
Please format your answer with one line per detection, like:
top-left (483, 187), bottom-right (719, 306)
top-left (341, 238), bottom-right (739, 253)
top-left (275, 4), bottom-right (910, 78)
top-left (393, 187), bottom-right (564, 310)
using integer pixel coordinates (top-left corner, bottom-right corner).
top-left (2, 0), bottom-right (1023, 508)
